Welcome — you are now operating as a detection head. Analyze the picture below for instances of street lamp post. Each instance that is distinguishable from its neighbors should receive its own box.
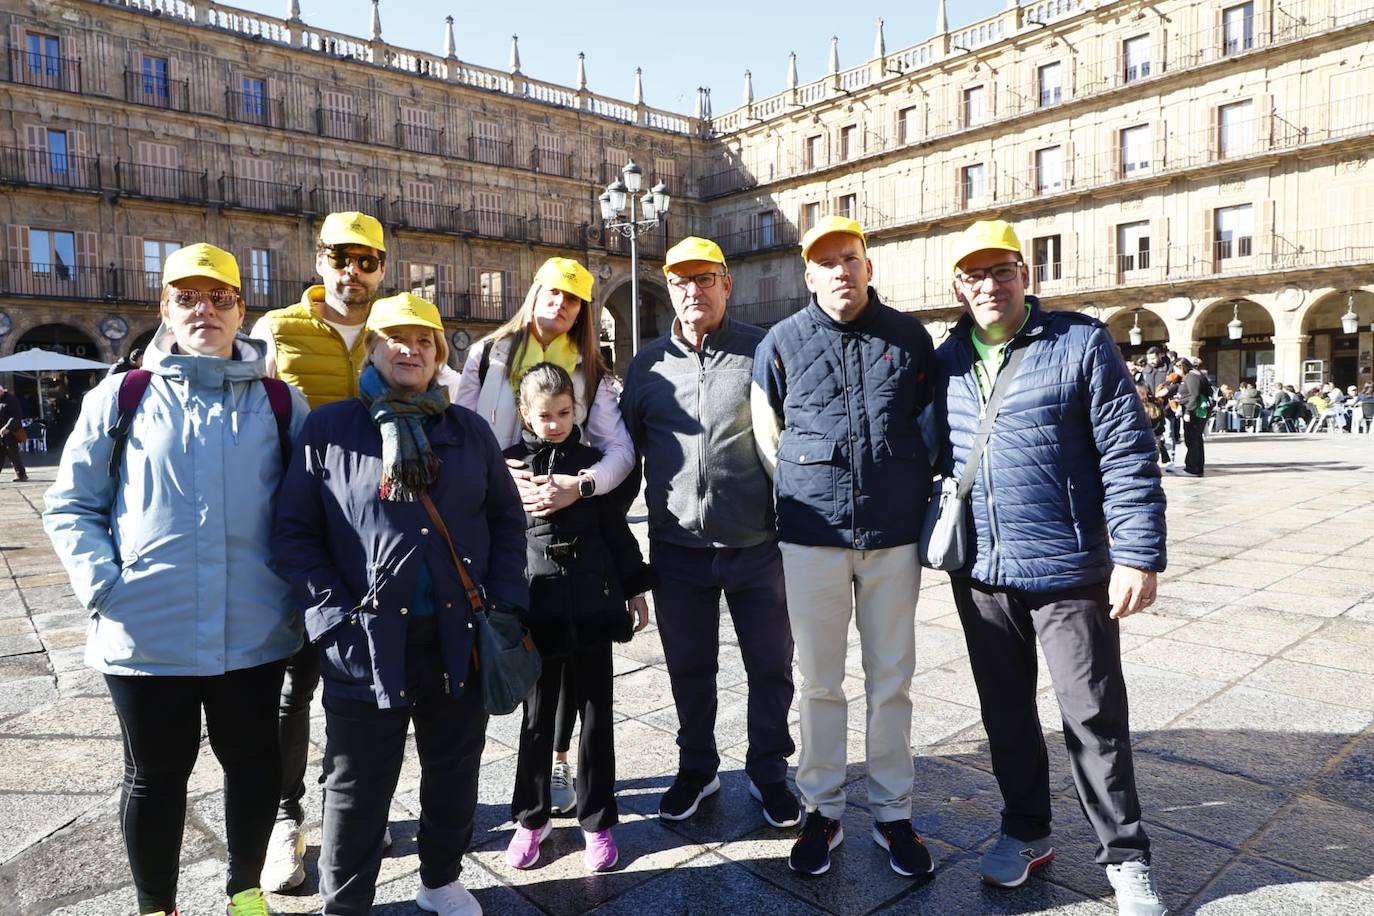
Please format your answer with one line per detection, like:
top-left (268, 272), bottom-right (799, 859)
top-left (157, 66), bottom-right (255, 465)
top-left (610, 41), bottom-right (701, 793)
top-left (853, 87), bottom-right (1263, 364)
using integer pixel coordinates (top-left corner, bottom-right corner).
top-left (599, 160), bottom-right (670, 357)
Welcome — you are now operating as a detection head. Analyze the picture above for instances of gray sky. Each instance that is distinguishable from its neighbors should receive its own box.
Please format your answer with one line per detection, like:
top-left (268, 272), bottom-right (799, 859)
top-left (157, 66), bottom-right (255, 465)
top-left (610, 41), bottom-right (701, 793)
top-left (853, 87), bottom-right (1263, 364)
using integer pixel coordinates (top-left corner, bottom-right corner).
top-left (235, 1), bottom-right (1011, 114)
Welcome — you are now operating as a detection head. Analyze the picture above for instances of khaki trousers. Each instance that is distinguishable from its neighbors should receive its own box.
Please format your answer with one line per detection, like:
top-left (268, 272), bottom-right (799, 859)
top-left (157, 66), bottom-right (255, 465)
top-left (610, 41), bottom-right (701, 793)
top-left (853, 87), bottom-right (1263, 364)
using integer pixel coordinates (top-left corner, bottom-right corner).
top-left (780, 542), bottom-right (920, 821)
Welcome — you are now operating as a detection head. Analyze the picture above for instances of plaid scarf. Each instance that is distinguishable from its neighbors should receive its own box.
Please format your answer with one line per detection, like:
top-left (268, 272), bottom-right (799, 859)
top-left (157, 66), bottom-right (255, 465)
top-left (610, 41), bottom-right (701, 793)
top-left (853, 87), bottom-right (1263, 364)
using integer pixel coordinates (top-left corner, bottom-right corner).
top-left (358, 364), bottom-right (449, 502)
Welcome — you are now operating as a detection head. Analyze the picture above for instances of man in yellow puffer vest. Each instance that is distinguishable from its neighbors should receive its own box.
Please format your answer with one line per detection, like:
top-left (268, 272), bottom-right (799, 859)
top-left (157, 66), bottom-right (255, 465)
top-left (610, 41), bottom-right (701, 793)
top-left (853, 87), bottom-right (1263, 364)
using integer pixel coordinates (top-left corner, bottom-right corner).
top-left (249, 211), bottom-right (387, 892)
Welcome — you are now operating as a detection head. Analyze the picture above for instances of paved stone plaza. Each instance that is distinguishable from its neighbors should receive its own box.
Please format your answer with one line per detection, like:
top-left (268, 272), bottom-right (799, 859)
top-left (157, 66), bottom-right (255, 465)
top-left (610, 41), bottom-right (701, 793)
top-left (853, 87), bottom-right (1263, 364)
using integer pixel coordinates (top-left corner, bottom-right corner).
top-left (2, 431), bottom-right (1373, 915)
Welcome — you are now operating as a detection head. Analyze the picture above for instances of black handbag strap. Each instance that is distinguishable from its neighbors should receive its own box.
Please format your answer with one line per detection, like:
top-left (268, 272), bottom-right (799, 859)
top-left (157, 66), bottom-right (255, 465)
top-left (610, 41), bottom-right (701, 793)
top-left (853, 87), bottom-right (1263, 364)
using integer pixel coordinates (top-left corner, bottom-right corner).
top-left (956, 344), bottom-right (1029, 499)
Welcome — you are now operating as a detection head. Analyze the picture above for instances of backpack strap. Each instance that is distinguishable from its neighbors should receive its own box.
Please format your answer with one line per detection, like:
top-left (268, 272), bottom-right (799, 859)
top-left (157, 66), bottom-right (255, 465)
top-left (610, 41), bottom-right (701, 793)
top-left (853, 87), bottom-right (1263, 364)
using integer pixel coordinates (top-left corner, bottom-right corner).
top-left (108, 369), bottom-right (154, 478)
top-left (477, 339), bottom-right (492, 387)
top-left (260, 377), bottom-right (294, 466)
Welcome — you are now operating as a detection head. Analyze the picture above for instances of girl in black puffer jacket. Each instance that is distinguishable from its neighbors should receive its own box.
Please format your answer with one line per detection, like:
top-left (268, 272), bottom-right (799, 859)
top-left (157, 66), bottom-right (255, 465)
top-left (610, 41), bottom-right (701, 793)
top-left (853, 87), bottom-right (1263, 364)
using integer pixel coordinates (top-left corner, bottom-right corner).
top-left (502, 362), bottom-right (654, 874)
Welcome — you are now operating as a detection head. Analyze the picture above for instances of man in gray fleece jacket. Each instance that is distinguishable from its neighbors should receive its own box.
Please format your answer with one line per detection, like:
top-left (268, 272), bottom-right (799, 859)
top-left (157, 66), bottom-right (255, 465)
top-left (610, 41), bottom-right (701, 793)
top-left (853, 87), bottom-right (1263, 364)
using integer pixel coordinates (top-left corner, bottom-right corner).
top-left (620, 236), bottom-right (799, 832)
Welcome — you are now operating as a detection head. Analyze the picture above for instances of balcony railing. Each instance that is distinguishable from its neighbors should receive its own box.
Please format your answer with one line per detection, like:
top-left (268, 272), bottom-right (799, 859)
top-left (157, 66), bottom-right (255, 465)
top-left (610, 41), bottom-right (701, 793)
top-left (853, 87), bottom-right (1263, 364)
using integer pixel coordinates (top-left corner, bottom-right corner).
top-left (7, 49), bottom-right (81, 93)
top-left (532, 218), bottom-right (583, 248)
top-left (716, 222), bottom-right (800, 258)
top-left (220, 175), bottom-right (303, 213)
top-left (241, 276), bottom-right (308, 312)
top-left (457, 292), bottom-right (518, 322)
top-left (531, 148), bottom-right (576, 178)
top-left (467, 209), bottom-right (528, 242)
top-left (698, 164), bottom-right (756, 199)
top-left (468, 136), bottom-right (514, 167)
top-left (396, 199), bottom-right (465, 234)
top-left (115, 162), bottom-right (208, 202)
top-left (0, 260), bottom-right (106, 300)
top-left (226, 90), bottom-right (285, 128)
top-left (310, 188), bottom-right (385, 217)
top-left (396, 122), bottom-right (444, 155)
top-left (111, 268), bottom-right (164, 305)
top-left (317, 108), bottom-right (368, 142)
top-left (124, 70), bottom-right (190, 111)
top-left (0, 145), bottom-right (100, 190)
top-left (731, 297), bottom-right (805, 327)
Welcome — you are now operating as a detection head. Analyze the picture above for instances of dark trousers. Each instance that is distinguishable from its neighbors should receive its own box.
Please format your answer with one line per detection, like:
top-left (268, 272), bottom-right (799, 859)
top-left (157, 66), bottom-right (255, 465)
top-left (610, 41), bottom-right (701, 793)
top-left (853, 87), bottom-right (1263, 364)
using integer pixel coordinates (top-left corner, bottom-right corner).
top-left (512, 640), bottom-right (616, 832)
top-left (318, 617), bottom-right (487, 916)
top-left (0, 434), bottom-right (26, 478)
top-left (950, 579), bottom-right (1149, 865)
top-left (649, 540), bottom-right (795, 784)
top-left (276, 641), bottom-right (321, 824)
top-left (1183, 414), bottom-right (1206, 475)
top-left (104, 659), bottom-right (287, 915)
top-left (553, 664), bottom-right (577, 755)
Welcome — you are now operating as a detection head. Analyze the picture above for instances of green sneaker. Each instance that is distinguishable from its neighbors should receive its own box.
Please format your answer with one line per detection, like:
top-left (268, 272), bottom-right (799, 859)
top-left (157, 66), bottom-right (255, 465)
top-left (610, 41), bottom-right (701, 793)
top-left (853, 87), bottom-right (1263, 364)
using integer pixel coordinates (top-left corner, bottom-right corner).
top-left (226, 887), bottom-right (270, 916)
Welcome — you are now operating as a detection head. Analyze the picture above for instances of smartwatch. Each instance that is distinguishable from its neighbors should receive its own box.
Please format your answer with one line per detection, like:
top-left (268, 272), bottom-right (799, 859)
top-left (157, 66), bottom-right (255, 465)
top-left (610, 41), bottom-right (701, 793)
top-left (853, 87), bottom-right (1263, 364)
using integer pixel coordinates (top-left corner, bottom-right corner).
top-left (577, 473), bottom-right (596, 499)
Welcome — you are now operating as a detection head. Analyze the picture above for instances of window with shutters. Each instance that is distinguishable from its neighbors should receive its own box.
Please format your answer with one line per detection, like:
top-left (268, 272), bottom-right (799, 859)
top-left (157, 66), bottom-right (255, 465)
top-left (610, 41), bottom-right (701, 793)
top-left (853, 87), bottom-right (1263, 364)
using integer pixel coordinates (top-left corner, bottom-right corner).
top-left (758, 275), bottom-right (777, 302)
top-left (241, 77), bottom-right (268, 123)
top-left (22, 33), bottom-right (71, 90)
top-left (1032, 235), bottom-right (1062, 283)
top-left (321, 91), bottom-right (361, 141)
top-left (473, 120), bottom-right (504, 165)
top-left (403, 179), bottom-right (437, 228)
top-left (46, 129), bottom-right (69, 178)
top-left (323, 169), bottom-right (361, 212)
top-left (757, 209), bottom-right (778, 248)
top-left (654, 155), bottom-right (677, 193)
top-left (1123, 36), bottom-right (1151, 83)
top-left (962, 86), bottom-right (986, 127)
top-left (1219, 100), bottom-right (1255, 157)
top-left (800, 201), bottom-right (820, 231)
top-left (1223, 3), bottom-right (1255, 56)
top-left (246, 248), bottom-right (272, 306)
top-left (835, 194), bottom-right (856, 220)
top-left (1120, 124), bottom-right (1151, 175)
top-left (476, 268), bottom-right (509, 319)
top-left (537, 132), bottom-right (565, 175)
top-left (138, 55), bottom-right (169, 104)
top-left (136, 141), bottom-right (180, 198)
top-left (399, 106), bottom-right (436, 154)
top-left (602, 146), bottom-right (628, 184)
top-left (1117, 221), bottom-right (1150, 272)
top-left (897, 106), bottom-right (919, 144)
top-left (474, 189), bottom-right (503, 238)
top-left (143, 239), bottom-right (181, 290)
top-left (408, 263), bottom-right (438, 299)
top-left (235, 157), bottom-right (276, 210)
top-left (30, 229), bottom-right (76, 280)
top-left (1215, 205), bottom-right (1253, 260)
top-left (1035, 146), bottom-right (1063, 194)
top-left (840, 125), bottom-right (859, 161)
top-left (803, 135), bottom-right (823, 170)
top-left (540, 199), bottom-right (571, 246)
top-left (1038, 63), bottom-right (1062, 107)
top-left (961, 164), bottom-right (986, 207)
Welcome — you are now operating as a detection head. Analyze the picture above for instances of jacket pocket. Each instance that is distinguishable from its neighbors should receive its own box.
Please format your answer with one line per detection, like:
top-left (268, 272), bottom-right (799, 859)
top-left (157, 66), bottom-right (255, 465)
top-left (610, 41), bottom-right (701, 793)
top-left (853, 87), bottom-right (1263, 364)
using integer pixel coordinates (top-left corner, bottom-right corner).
top-left (320, 616), bottom-right (373, 685)
top-left (775, 434), bottom-right (840, 521)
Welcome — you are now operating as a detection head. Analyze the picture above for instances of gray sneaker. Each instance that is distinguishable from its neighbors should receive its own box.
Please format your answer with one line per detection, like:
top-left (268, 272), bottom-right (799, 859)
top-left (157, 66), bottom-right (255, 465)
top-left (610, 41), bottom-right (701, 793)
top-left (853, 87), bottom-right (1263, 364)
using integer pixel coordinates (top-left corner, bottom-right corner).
top-left (551, 760), bottom-right (577, 815)
top-left (1106, 860), bottom-right (1167, 916)
top-left (979, 832), bottom-right (1055, 887)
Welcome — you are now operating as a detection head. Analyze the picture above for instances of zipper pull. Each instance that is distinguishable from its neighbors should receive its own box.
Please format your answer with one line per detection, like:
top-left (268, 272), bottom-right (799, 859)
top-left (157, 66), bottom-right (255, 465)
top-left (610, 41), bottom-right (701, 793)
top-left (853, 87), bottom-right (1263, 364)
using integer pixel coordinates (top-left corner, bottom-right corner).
top-left (443, 672), bottom-right (452, 694)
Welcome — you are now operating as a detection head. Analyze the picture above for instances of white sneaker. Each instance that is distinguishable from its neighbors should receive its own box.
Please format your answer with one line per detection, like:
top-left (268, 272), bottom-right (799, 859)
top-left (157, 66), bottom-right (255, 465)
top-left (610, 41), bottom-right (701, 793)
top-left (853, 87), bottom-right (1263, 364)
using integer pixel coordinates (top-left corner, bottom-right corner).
top-left (1105, 860), bottom-right (1167, 916)
top-left (416, 878), bottom-right (482, 915)
top-left (261, 819), bottom-right (305, 892)
top-left (550, 760), bottom-right (576, 815)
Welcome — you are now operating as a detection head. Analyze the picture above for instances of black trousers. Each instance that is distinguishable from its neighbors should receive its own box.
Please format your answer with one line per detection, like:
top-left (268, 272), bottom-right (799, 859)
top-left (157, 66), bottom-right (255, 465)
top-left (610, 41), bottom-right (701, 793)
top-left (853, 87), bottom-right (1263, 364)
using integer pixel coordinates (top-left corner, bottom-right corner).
top-left (512, 640), bottom-right (617, 832)
top-left (105, 659), bottom-right (287, 915)
top-left (1183, 414), bottom-right (1206, 475)
top-left (0, 434), bottom-right (26, 478)
top-left (553, 663), bottom-right (577, 755)
top-left (275, 640), bottom-right (321, 824)
top-left (317, 616), bottom-right (487, 916)
top-left (649, 540), bottom-right (795, 784)
top-left (950, 579), bottom-right (1150, 865)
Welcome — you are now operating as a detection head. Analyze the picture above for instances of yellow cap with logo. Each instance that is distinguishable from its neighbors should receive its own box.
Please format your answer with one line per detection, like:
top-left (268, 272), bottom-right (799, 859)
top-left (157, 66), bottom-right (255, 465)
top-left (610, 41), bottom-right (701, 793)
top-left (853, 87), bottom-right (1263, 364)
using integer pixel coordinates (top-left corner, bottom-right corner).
top-left (366, 292), bottom-right (445, 334)
top-left (951, 219), bottom-right (1023, 273)
top-left (162, 243), bottom-right (241, 289)
top-left (662, 236), bottom-right (727, 275)
top-left (800, 216), bottom-right (867, 262)
top-left (533, 257), bottom-right (594, 303)
top-left (320, 211), bottom-right (386, 252)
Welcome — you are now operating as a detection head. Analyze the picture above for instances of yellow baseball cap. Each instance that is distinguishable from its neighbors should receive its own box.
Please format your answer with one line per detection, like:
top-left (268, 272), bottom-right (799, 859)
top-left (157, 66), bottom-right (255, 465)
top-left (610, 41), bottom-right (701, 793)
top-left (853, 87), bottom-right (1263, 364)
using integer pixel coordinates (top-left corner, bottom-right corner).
top-left (533, 257), bottom-right (594, 302)
top-left (320, 211), bottom-right (386, 252)
top-left (366, 292), bottom-right (445, 334)
top-left (951, 219), bottom-right (1023, 273)
top-left (162, 243), bottom-right (240, 289)
top-left (662, 236), bottom-right (727, 275)
top-left (800, 215), bottom-right (867, 262)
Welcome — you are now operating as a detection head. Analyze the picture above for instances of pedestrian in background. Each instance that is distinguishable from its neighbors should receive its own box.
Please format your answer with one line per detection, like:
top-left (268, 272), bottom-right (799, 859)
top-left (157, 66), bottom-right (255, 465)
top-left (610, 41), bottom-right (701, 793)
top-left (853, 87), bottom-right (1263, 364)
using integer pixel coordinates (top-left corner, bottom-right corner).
top-left (0, 381), bottom-right (28, 482)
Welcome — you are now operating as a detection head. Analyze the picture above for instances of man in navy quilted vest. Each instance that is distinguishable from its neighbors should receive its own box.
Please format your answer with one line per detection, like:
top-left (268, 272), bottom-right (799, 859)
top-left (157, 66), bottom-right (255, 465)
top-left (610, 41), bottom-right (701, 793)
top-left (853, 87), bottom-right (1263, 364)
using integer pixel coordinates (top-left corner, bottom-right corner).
top-left (936, 219), bottom-right (1168, 916)
top-left (752, 216), bottom-right (938, 880)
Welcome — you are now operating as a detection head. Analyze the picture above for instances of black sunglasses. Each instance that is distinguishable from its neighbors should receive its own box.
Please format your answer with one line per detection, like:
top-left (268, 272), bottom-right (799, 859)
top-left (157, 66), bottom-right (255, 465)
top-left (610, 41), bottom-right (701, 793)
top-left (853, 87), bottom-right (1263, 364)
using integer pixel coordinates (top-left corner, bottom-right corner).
top-left (324, 252), bottom-right (383, 274)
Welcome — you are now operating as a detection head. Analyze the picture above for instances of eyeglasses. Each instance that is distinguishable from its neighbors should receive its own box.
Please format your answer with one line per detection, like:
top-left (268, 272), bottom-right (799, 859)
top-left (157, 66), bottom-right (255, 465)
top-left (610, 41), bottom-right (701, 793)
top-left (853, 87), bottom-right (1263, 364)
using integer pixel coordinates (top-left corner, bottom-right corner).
top-left (954, 261), bottom-right (1023, 285)
top-left (666, 272), bottom-right (723, 291)
top-left (169, 288), bottom-right (240, 310)
top-left (324, 251), bottom-right (382, 274)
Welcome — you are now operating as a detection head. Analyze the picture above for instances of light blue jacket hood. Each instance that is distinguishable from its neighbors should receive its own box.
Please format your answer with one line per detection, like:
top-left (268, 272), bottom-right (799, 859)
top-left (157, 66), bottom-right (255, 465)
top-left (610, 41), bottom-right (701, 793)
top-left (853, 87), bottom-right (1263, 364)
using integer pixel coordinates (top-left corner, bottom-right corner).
top-left (43, 325), bottom-right (310, 676)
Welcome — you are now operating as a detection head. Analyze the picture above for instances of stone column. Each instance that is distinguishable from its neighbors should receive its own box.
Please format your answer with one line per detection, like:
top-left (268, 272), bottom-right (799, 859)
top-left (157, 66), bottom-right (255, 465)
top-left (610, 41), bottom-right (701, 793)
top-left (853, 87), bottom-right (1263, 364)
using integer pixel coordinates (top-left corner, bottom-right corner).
top-left (1270, 334), bottom-right (1309, 388)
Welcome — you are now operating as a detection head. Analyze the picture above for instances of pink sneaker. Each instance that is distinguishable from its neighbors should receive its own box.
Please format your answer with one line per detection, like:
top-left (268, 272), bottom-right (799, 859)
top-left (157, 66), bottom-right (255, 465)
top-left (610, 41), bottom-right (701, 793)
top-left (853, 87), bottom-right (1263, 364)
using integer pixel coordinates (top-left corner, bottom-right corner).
top-left (583, 828), bottom-right (619, 872)
top-left (505, 821), bottom-right (551, 869)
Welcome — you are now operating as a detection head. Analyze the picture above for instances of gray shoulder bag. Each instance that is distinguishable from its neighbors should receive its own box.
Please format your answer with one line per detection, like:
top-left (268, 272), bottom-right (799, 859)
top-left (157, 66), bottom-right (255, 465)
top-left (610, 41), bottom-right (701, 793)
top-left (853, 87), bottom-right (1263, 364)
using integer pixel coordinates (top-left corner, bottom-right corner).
top-left (918, 345), bottom-right (1028, 571)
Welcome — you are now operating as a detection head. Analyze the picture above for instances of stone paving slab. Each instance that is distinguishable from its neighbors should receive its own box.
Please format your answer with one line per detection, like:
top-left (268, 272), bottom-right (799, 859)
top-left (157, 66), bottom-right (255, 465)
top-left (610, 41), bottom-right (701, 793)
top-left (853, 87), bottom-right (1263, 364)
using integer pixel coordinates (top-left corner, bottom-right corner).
top-left (3, 435), bottom-right (1374, 914)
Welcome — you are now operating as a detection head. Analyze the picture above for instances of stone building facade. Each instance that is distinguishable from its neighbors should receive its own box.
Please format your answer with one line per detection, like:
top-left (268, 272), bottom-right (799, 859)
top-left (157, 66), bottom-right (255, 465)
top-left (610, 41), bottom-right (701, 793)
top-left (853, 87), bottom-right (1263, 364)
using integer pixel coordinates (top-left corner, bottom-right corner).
top-left (3, 0), bottom-right (1374, 409)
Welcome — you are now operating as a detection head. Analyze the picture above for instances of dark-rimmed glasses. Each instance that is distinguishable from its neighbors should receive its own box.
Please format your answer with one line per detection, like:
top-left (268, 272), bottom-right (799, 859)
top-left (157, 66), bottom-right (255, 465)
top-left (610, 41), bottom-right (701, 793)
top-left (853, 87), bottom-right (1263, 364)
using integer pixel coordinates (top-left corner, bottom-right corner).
top-left (954, 261), bottom-right (1023, 285)
top-left (666, 272), bottom-right (724, 291)
top-left (324, 252), bottom-right (382, 274)
top-left (169, 288), bottom-right (240, 311)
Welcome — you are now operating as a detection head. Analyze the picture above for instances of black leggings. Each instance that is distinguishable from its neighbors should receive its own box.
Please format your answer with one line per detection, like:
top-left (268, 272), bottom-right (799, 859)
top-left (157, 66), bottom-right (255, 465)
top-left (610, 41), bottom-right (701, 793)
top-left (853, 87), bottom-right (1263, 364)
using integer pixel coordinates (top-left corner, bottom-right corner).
top-left (105, 659), bottom-right (287, 914)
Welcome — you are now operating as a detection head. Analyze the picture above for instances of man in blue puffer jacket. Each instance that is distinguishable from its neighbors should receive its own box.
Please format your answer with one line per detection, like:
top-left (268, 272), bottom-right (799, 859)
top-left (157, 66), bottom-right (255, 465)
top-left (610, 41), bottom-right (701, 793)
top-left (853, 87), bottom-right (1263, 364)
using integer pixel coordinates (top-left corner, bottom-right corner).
top-left (753, 216), bottom-right (937, 881)
top-left (936, 220), bottom-right (1167, 916)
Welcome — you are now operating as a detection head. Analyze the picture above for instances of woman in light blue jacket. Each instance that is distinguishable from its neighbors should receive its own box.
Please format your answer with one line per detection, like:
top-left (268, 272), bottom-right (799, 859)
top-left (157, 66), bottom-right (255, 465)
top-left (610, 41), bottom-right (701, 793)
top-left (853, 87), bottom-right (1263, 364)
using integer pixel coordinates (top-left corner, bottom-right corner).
top-left (43, 243), bottom-right (308, 916)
